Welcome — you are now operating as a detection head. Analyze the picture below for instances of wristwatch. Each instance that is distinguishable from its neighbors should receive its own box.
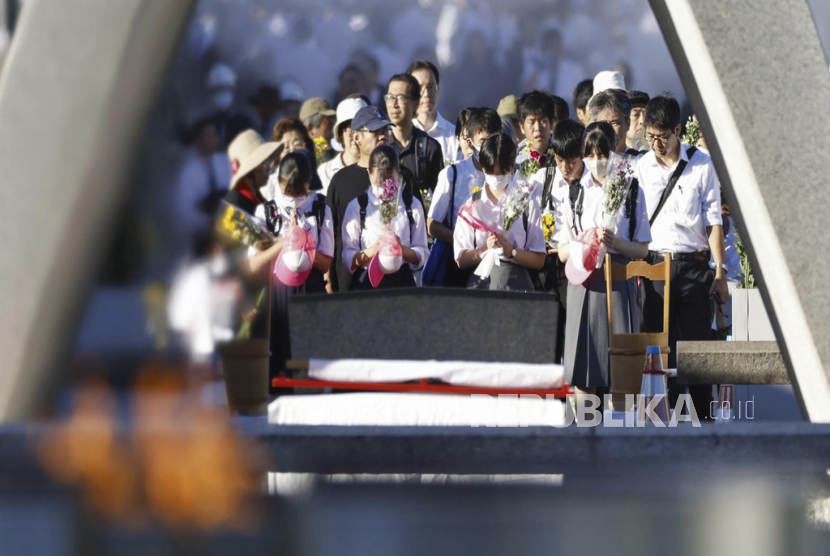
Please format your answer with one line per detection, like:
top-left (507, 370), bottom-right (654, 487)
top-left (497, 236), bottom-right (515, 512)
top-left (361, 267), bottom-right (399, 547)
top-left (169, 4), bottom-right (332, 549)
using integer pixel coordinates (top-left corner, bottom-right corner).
top-left (509, 248), bottom-right (517, 259)
top-left (714, 263), bottom-right (728, 272)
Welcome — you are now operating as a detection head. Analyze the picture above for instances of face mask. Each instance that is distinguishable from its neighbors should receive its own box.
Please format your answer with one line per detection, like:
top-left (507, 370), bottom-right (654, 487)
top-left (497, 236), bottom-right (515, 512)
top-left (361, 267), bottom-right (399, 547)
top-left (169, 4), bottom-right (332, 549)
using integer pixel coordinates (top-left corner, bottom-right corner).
top-left (485, 173), bottom-right (511, 191)
top-left (282, 194), bottom-right (307, 209)
top-left (471, 142), bottom-right (480, 163)
top-left (584, 158), bottom-right (608, 181)
top-left (212, 91), bottom-right (233, 111)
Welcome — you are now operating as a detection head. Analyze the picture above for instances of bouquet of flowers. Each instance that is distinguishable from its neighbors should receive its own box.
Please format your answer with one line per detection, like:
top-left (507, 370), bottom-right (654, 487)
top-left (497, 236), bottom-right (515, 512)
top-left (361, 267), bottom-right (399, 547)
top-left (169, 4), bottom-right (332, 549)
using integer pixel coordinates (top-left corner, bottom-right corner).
top-left (502, 180), bottom-right (532, 231)
top-left (519, 143), bottom-right (555, 176)
top-left (682, 115), bottom-right (701, 147)
top-left (602, 157), bottom-right (635, 231)
top-left (313, 136), bottom-right (329, 166)
top-left (378, 178), bottom-right (399, 227)
top-left (542, 213), bottom-right (556, 246)
top-left (215, 201), bottom-right (276, 250)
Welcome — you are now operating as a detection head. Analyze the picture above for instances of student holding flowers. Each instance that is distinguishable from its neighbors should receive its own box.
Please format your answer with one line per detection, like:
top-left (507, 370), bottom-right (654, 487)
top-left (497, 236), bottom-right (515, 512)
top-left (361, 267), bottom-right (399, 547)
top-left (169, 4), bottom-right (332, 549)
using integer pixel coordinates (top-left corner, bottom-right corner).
top-left (454, 133), bottom-right (546, 292)
top-left (341, 145), bottom-right (429, 290)
top-left (556, 121), bottom-right (651, 402)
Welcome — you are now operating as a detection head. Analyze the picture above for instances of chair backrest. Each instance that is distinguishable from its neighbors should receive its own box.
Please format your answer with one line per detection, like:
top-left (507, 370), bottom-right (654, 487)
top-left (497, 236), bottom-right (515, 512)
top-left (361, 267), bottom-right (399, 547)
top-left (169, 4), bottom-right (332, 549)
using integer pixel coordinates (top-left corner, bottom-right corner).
top-left (604, 253), bottom-right (671, 336)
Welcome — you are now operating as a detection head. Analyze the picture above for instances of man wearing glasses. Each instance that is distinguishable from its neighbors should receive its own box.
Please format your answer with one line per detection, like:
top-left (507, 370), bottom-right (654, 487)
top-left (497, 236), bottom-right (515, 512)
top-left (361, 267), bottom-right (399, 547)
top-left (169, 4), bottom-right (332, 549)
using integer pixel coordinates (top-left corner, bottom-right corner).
top-left (408, 60), bottom-right (462, 165)
top-left (636, 95), bottom-right (729, 415)
top-left (385, 74), bottom-right (444, 205)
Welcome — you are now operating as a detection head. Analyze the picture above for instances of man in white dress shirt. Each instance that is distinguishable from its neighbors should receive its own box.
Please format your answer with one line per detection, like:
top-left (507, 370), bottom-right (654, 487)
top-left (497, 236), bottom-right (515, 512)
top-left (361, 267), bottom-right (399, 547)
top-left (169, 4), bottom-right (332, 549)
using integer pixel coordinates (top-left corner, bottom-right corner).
top-left (408, 60), bottom-right (461, 165)
top-left (636, 95), bottom-right (729, 415)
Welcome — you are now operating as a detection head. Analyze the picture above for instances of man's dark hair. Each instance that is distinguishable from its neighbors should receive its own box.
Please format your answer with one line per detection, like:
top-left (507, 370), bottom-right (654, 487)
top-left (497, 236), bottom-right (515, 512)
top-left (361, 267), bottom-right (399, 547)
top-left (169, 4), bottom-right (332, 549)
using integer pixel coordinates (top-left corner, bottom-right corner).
top-left (644, 94), bottom-right (681, 131)
top-left (388, 73), bottom-right (420, 102)
top-left (406, 60), bottom-right (440, 85)
top-left (588, 88), bottom-right (632, 122)
top-left (573, 79), bottom-right (593, 111)
top-left (465, 107), bottom-right (502, 139)
top-left (479, 133), bottom-right (518, 175)
top-left (551, 118), bottom-right (586, 160)
top-left (518, 91), bottom-right (555, 124)
top-left (549, 94), bottom-right (570, 123)
top-left (455, 108), bottom-right (470, 138)
top-left (583, 121), bottom-right (616, 158)
top-left (346, 92), bottom-right (372, 105)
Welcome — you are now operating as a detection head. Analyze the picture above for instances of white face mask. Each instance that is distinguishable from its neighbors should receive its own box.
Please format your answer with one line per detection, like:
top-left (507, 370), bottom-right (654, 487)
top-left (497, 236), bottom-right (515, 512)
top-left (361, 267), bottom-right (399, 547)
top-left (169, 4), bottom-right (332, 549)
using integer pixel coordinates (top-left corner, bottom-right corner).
top-left (584, 157), bottom-right (608, 182)
top-left (485, 173), bottom-right (511, 191)
top-left (282, 194), bottom-right (308, 209)
top-left (471, 142), bottom-right (481, 163)
top-left (212, 91), bottom-right (234, 111)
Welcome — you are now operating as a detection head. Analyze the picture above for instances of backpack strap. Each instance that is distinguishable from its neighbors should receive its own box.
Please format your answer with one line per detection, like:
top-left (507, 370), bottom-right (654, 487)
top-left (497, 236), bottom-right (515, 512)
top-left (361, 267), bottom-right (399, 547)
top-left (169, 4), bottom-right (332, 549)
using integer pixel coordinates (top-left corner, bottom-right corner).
top-left (306, 195), bottom-right (326, 238)
top-left (649, 146), bottom-right (697, 226)
top-left (541, 165), bottom-right (557, 212)
top-left (625, 178), bottom-right (639, 241)
top-left (402, 191), bottom-right (415, 244)
top-left (358, 194), bottom-right (369, 231)
top-left (445, 164), bottom-right (458, 228)
top-left (416, 133), bottom-right (428, 194)
top-left (568, 179), bottom-right (585, 234)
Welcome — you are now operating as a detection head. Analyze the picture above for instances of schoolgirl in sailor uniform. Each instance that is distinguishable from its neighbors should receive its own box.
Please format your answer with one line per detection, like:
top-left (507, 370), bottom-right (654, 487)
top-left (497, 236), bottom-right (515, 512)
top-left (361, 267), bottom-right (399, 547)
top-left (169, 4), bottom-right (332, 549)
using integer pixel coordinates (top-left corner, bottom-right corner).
top-left (557, 122), bottom-right (652, 398)
top-left (454, 133), bottom-right (546, 291)
top-left (341, 145), bottom-right (429, 290)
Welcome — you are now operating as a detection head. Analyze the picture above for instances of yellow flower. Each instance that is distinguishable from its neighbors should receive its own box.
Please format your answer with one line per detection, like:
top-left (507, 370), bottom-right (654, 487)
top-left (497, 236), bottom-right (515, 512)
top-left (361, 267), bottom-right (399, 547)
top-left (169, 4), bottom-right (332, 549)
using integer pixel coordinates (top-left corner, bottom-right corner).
top-left (472, 186), bottom-right (482, 195)
top-left (542, 214), bottom-right (555, 242)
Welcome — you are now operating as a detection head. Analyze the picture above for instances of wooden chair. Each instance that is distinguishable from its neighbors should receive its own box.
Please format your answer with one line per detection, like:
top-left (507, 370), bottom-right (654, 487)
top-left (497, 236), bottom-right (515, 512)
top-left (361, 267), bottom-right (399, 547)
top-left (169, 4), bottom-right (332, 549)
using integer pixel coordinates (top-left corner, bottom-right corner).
top-left (604, 254), bottom-right (671, 411)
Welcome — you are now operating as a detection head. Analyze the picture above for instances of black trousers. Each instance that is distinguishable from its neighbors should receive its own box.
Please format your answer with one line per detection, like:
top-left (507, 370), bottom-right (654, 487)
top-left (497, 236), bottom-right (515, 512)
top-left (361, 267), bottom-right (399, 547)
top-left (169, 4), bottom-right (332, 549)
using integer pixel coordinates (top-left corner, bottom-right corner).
top-left (534, 255), bottom-right (568, 364)
top-left (642, 255), bottom-right (714, 417)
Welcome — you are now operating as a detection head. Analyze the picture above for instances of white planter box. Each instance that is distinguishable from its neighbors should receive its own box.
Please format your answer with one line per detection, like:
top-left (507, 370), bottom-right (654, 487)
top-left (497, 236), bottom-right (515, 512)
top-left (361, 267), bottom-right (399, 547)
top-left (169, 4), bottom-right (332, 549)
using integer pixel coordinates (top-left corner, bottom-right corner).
top-left (731, 288), bottom-right (774, 341)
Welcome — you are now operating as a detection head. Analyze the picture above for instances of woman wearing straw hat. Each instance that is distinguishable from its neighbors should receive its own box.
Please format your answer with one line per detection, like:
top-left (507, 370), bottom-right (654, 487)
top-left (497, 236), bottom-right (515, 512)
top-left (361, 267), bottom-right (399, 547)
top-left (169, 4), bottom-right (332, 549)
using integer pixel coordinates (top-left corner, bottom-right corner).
top-left (224, 129), bottom-right (283, 215)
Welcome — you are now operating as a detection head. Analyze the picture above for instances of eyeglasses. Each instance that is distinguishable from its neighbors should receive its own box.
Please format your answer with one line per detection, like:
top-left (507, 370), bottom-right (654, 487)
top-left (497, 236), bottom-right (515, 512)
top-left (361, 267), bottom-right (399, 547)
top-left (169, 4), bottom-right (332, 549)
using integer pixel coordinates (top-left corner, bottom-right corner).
top-left (645, 132), bottom-right (673, 145)
top-left (384, 94), bottom-right (411, 105)
top-left (358, 128), bottom-right (390, 137)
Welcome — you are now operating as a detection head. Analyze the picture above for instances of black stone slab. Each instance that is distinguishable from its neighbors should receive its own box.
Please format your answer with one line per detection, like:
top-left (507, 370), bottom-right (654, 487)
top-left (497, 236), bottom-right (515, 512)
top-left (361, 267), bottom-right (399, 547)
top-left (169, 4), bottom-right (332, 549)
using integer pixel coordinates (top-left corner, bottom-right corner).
top-left (288, 288), bottom-right (555, 363)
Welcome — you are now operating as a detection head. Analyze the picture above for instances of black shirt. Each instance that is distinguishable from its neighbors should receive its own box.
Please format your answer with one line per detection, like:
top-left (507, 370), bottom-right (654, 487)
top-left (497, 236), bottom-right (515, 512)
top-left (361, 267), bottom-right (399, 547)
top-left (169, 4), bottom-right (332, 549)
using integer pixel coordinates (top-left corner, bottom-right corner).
top-left (326, 162), bottom-right (419, 292)
top-left (390, 128), bottom-right (444, 197)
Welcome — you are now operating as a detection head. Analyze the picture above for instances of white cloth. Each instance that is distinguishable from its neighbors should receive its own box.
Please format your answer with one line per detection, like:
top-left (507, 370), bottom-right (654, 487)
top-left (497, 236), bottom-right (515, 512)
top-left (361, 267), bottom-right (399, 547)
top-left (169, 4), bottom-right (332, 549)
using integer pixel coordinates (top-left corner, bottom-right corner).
top-left (247, 192), bottom-right (335, 258)
top-left (636, 141), bottom-right (722, 253)
top-left (554, 166), bottom-right (652, 253)
top-left (413, 111), bottom-right (461, 165)
top-left (454, 181), bottom-right (547, 262)
top-left (269, 392), bottom-right (566, 427)
top-left (317, 153), bottom-right (346, 196)
top-left (307, 358), bottom-right (565, 389)
top-left (428, 155), bottom-right (483, 228)
top-left (341, 186), bottom-right (430, 271)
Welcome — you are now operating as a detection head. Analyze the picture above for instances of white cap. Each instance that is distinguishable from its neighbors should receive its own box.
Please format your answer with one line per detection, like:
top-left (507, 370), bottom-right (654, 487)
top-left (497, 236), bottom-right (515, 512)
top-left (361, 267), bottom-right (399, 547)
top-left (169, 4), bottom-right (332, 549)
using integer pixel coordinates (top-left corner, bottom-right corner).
top-left (207, 63), bottom-right (236, 89)
top-left (283, 250), bottom-right (312, 273)
top-left (593, 71), bottom-right (626, 95)
top-left (334, 97), bottom-right (368, 139)
top-left (379, 254), bottom-right (403, 275)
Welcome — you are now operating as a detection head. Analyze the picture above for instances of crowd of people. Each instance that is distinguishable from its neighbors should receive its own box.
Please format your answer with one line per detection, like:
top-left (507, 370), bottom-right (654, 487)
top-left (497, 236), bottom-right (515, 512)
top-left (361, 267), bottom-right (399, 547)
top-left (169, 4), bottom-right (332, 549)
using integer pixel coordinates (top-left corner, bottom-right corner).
top-left (168, 37), bottom-right (735, 416)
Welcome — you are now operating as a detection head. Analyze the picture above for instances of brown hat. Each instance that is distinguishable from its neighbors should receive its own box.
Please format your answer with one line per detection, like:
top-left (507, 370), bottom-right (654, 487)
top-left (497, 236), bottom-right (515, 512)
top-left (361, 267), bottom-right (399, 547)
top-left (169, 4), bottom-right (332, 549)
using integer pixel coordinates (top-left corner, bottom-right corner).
top-left (497, 95), bottom-right (519, 120)
top-left (227, 130), bottom-right (283, 190)
top-left (299, 97), bottom-right (336, 123)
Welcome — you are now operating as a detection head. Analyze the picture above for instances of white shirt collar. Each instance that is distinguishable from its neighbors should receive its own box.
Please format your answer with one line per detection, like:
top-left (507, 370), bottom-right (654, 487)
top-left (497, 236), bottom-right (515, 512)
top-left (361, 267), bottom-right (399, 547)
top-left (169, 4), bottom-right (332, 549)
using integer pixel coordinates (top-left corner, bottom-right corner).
top-left (413, 111), bottom-right (452, 134)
